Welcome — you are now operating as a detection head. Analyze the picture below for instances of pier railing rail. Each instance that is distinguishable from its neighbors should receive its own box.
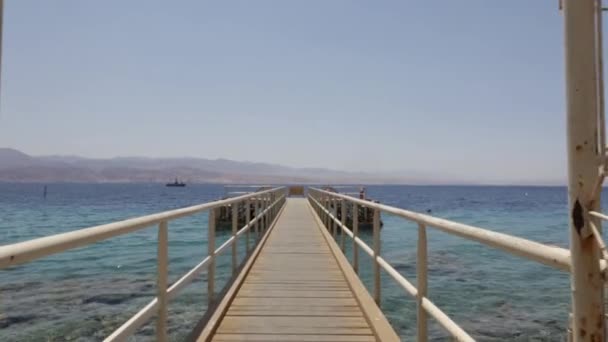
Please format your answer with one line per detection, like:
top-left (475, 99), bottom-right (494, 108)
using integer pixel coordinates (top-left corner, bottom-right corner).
top-left (308, 187), bottom-right (574, 342)
top-left (0, 186), bottom-right (287, 342)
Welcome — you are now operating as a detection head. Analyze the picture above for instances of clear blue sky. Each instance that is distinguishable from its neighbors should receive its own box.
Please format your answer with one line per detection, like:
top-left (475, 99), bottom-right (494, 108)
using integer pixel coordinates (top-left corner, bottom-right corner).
top-left (0, 1), bottom-right (579, 184)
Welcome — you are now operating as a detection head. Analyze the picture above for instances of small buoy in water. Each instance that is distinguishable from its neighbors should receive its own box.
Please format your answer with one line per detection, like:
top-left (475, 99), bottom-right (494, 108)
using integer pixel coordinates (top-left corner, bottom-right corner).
top-left (426, 209), bottom-right (432, 213)
top-left (117, 265), bottom-right (122, 269)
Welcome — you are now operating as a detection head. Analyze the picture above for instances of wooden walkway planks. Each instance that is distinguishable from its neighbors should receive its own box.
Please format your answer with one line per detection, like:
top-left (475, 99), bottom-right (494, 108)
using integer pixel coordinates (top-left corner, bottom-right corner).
top-left (201, 198), bottom-right (398, 342)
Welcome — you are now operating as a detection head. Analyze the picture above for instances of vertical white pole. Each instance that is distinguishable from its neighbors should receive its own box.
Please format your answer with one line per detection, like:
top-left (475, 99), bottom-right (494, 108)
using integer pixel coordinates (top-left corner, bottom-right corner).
top-left (353, 203), bottom-right (359, 273)
top-left (232, 202), bottom-right (238, 275)
top-left (270, 192), bottom-right (277, 222)
top-left (596, 0), bottom-right (606, 158)
top-left (373, 208), bottom-right (381, 305)
top-left (273, 192), bottom-right (277, 218)
top-left (417, 223), bottom-right (428, 342)
top-left (325, 198), bottom-right (329, 229)
top-left (331, 198), bottom-right (336, 238)
top-left (246, 198), bottom-right (251, 252)
top-left (266, 195), bottom-right (270, 228)
top-left (157, 221), bottom-right (168, 342)
top-left (256, 197), bottom-right (261, 238)
top-left (207, 209), bottom-right (216, 304)
top-left (340, 199), bottom-right (346, 252)
top-left (263, 196), bottom-right (268, 232)
top-left (326, 197), bottom-right (330, 230)
top-left (564, 1), bottom-right (605, 340)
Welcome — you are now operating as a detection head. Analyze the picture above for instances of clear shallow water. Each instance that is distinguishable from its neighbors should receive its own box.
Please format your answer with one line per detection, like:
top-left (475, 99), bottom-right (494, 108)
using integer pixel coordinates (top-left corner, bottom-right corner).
top-left (0, 184), bottom-right (582, 341)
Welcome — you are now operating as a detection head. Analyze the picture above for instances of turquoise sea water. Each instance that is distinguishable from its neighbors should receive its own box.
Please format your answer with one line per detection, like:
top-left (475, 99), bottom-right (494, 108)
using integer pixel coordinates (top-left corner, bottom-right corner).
top-left (0, 184), bottom-right (581, 341)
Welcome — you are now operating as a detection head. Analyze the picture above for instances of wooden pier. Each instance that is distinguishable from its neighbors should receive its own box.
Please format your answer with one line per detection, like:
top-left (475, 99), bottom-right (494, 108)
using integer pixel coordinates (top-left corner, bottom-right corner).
top-left (198, 197), bottom-right (398, 341)
top-left (0, 187), bottom-right (579, 342)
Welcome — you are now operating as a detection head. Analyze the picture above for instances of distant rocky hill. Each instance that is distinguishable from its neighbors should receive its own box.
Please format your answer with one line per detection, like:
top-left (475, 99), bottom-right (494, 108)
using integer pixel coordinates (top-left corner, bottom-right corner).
top-left (0, 148), bottom-right (408, 184)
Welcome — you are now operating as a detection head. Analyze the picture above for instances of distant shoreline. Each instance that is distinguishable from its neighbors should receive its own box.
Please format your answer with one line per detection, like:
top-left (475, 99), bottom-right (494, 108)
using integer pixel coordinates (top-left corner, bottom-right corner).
top-left (0, 181), bottom-right (568, 187)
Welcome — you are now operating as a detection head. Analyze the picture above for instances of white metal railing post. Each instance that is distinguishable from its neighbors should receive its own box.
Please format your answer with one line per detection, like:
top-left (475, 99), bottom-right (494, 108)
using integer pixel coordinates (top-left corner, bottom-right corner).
top-left (274, 192), bottom-right (277, 218)
top-left (353, 202), bottom-right (359, 273)
top-left (232, 202), bottom-right (238, 275)
top-left (271, 192), bottom-right (275, 219)
top-left (274, 193), bottom-right (277, 218)
top-left (373, 208), bottom-right (381, 305)
top-left (246, 198), bottom-right (251, 252)
top-left (328, 197), bottom-right (331, 231)
top-left (266, 195), bottom-right (270, 229)
top-left (321, 195), bottom-right (325, 226)
top-left (564, 0), bottom-right (605, 340)
top-left (318, 193), bottom-right (323, 222)
top-left (260, 197), bottom-right (265, 233)
top-left (269, 193), bottom-right (273, 221)
top-left (263, 196), bottom-right (268, 232)
top-left (417, 223), bottom-right (428, 342)
top-left (340, 199), bottom-right (346, 251)
top-left (329, 197), bottom-right (333, 236)
top-left (207, 209), bottom-right (216, 304)
top-left (595, 0), bottom-right (606, 158)
top-left (324, 197), bottom-right (329, 229)
top-left (156, 221), bottom-right (168, 342)
top-left (322, 197), bottom-right (329, 226)
top-left (332, 198), bottom-right (337, 238)
top-left (318, 194), bottom-right (322, 216)
top-left (596, 0), bottom-right (606, 159)
top-left (256, 197), bottom-right (261, 237)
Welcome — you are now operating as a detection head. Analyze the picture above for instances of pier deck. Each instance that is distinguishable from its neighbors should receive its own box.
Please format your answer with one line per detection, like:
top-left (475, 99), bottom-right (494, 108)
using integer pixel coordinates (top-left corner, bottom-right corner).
top-left (200, 198), bottom-right (397, 342)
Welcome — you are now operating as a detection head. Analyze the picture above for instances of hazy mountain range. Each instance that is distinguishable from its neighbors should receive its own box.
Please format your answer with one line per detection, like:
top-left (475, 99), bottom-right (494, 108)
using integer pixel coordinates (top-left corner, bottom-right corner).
top-left (0, 148), bottom-right (429, 184)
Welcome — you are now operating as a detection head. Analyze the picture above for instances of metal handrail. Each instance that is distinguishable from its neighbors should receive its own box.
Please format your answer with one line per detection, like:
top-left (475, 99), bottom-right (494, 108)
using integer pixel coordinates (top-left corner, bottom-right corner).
top-left (310, 188), bottom-right (571, 271)
top-left (308, 187), bottom-right (574, 342)
top-left (0, 187), bottom-right (283, 268)
top-left (0, 187), bottom-right (287, 342)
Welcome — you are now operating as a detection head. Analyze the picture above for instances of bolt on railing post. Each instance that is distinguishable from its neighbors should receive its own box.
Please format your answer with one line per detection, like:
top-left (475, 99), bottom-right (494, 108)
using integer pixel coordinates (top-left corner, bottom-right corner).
top-left (246, 198), bottom-right (251, 253)
top-left (564, 0), bottom-right (606, 340)
top-left (232, 202), bottom-right (238, 275)
top-left (207, 208), bottom-right (216, 304)
top-left (373, 208), bottom-right (381, 305)
top-left (156, 221), bottom-right (168, 342)
top-left (353, 202), bottom-right (359, 273)
top-left (340, 199), bottom-right (346, 252)
top-left (417, 223), bottom-right (428, 342)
